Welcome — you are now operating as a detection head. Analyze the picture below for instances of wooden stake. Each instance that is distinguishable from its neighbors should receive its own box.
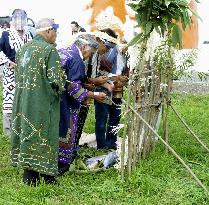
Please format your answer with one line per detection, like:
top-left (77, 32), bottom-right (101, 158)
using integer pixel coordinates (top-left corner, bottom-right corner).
top-left (170, 104), bottom-right (209, 152)
top-left (122, 99), bottom-right (209, 195)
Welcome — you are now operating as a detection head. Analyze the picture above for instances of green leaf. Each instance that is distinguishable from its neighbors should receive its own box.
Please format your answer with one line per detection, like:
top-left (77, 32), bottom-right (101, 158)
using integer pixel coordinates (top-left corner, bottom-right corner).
top-left (168, 23), bottom-right (175, 31)
top-left (158, 21), bottom-right (167, 37)
top-left (145, 22), bottom-right (153, 36)
top-left (171, 24), bottom-right (182, 48)
top-left (128, 3), bottom-right (138, 11)
top-left (128, 33), bottom-right (144, 46)
top-left (178, 1), bottom-right (188, 7)
top-left (165, 0), bottom-right (171, 7)
top-left (155, 26), bottom-right (161, 35)
top-left (181, 9), bottom-right (189, 30)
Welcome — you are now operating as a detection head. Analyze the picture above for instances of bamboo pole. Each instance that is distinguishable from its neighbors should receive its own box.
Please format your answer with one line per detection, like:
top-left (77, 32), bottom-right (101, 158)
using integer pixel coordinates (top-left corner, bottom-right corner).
top-left (148, 72), bottom-right (158, 148)
top-left (132, 80), bottom-right (139, 171)
top-left (162, 94), bottom-right (168, 153)
top-left (142, 74), bottom-right (150, 159)
top-left (121, 122), bottom-right (127, 180)
top-left (135, 41), bottom-right (147, 162)
top-left (152, 76), bottom-right (162, 149)
top-left (136, 98), bottom-right (144, 162)
top-left (147, 74), bottom-right (159, 150)
top-left (164, 82), bottom-right (170, 153)
top-left (120, 75), bottom-right (134, 178)
top-left (127, 71), bottom-right (139, 174)
top-left (132, 110), bottom-right (139, 171)
top-left (170, 104), bottom-right (209, 152)
top-left (127, 109), bottom-right (134, 175)
top-left (122, 99), bottom-right (209, 195)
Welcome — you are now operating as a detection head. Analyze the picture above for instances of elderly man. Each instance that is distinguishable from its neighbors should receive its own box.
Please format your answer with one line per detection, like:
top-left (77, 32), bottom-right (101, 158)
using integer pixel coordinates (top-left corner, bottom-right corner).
top-left (75, 32), bottom-right (115, 147)
top-left (11, 18), bottom-right (66, 185)
top-left (58, 34), bottom-right (106, 174)
top-left (0, 9), bottom-right (32, 135)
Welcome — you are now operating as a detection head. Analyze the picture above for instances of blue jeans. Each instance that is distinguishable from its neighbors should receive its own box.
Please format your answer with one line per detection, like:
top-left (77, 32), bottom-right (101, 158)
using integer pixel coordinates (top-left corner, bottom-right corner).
top-left (94, 98), bottom-right (122, 149)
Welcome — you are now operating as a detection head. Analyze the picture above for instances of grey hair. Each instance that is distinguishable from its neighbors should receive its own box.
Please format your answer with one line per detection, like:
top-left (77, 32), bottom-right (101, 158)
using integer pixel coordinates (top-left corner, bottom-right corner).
top-left (74, 34), bottom-right (99, 49)
top-left (36, 18), bottom-right (54, 30)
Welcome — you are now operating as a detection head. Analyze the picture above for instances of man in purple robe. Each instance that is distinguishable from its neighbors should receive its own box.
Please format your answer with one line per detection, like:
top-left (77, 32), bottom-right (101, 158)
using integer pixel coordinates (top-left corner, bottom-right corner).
top-left (58, 34), bottom-right (106, 174)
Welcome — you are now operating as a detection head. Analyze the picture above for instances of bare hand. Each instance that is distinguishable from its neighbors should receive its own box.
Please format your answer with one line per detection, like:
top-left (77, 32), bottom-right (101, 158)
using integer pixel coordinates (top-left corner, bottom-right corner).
top-left (114, 81), bottom-right (124, 89)
top-left (118, 75), bottom-right (129, 82)
top-left (94, 92), bottom-right (107, 103)
top-left (84, 83), bottom-right (95, 91)
top-left (93, 76), bottom-right (109, 86)
top-left (8, 61), bottom-right (16, 69)
top-left (102, 82), bottom-right (114, 92)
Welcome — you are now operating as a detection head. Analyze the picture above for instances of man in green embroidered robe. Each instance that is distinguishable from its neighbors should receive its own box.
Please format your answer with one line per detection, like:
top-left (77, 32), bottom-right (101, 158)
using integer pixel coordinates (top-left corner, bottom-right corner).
top-left (10, 18), bottom-right (66, 185)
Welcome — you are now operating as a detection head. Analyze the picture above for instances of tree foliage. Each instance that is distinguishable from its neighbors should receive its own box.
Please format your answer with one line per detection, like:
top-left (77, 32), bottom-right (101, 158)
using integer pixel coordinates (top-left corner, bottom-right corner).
top-left (128, 0), bottom-right (200, 48)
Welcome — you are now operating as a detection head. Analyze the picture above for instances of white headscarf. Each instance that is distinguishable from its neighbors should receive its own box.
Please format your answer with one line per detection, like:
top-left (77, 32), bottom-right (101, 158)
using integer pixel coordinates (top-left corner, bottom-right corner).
top-left (11, 9), bottom-right (27, 31)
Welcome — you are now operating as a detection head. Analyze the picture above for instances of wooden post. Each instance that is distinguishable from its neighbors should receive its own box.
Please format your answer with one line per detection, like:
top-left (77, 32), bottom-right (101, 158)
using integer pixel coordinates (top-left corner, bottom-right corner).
top-left (122, 99), bottom-right (209, 195)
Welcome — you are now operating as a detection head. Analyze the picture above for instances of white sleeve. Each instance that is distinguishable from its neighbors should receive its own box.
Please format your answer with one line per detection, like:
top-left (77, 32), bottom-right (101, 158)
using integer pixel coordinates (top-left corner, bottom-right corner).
top-left (116, 53), bottom-right (125, 75)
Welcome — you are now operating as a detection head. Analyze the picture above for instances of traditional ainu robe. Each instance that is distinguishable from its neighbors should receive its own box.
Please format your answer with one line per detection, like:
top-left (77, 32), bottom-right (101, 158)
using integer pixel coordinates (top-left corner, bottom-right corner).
top-left (58, 44), bottom-right (89, 166)
top-left (11, 35), bottom-right (66, 176)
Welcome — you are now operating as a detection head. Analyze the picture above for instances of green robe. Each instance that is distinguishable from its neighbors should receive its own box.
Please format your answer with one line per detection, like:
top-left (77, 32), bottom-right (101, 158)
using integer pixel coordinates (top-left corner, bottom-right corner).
top-left (10, 35), bottom-right (66, 176)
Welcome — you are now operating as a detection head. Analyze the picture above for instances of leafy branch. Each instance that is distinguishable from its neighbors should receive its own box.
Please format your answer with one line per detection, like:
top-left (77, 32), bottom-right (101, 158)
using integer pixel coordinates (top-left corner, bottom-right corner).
top-left (128, 0), bottom-right (200, 48)
top-left (152, 40), bottom-right (206, 81)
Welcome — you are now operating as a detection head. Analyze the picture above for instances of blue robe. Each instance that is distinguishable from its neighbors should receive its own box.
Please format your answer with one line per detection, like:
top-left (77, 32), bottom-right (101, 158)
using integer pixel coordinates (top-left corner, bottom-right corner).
top-left (58, 44), bottom-right (88, 165)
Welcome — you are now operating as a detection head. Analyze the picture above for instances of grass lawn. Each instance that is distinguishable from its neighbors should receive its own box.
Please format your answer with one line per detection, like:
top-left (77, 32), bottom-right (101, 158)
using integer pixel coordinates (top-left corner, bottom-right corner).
top-left (0, 89), bottom-right (209, 205)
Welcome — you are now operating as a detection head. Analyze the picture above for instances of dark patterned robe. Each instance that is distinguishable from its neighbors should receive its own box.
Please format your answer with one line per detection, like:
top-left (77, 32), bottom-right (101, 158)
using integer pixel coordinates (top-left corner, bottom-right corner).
top-left (11, 35), bottom-right (66, 176)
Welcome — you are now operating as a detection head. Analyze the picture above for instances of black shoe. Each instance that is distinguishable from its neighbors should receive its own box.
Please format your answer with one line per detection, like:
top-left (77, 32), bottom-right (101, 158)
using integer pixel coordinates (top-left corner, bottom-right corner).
top-left (40, 174), bottom-right (58, 185)
top-left (58, 162), bottom-right (70, 175)
top-left (23, 169), bottom-right (40, 186)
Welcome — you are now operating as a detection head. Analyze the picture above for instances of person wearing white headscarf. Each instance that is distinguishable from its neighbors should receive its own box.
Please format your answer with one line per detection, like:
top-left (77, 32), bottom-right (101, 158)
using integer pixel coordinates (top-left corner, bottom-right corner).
top-left (0, 9), bottom-right (32, 135)
top-left (58, 34), bottom-right (107, 174)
